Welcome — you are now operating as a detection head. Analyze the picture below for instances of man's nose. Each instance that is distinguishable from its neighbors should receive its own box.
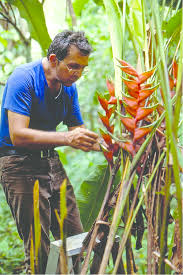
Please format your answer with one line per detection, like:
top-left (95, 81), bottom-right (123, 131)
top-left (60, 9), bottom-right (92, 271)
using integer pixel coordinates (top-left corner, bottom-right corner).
top-left (73, 69), bottom-right (83, 78)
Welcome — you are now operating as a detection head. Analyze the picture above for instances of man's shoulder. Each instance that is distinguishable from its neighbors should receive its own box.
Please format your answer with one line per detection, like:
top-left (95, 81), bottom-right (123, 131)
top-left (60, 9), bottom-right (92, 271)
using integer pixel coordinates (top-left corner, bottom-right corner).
top-left (7, 59), bottom-right (44, 89)
top-left (16, 59), bottom-right (42, 71)
top-left (8, 60), bottom-right (43, 81)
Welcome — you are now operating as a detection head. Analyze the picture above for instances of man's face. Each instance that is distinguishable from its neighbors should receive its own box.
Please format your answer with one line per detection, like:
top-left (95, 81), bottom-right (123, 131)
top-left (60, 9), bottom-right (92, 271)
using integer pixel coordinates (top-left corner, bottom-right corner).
top-left (55, 45), bottom-right (89, 86)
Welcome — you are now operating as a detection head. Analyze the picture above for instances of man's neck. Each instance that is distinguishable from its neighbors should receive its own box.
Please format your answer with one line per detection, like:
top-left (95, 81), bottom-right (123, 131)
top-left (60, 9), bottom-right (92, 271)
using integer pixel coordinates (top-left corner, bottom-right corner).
top-left (42, 57), bottom-right (62, 97)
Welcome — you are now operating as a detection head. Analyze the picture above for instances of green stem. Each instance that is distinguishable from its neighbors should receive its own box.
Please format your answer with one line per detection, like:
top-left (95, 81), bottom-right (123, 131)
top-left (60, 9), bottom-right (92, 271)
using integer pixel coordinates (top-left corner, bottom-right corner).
top-left (141, 0), bottom-right (149, 70)
top-left (173, 18), bottom-right (183, 138)
top-left (158, 160), bottom-right (171, 273)
top-left (151, 0), bottom-right (182, 240)
top-left (113, 151), bottom-right (166, 274)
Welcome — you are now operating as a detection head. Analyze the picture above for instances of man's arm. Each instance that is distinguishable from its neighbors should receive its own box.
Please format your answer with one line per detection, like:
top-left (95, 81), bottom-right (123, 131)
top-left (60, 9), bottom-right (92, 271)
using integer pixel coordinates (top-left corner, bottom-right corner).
top-left (8, 110), bottom-right (99, 152)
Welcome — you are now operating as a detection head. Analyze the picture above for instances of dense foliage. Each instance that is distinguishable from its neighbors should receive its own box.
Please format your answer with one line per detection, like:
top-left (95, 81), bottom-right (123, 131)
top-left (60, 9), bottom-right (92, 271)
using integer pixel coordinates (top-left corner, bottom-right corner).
top-left (0, 0), bottom-right (116, 273)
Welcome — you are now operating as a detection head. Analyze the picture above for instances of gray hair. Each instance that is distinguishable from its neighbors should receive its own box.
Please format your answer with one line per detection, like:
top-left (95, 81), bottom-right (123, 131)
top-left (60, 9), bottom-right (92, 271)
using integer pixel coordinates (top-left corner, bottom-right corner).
top-left (47, 30), bottom-right (92, 61)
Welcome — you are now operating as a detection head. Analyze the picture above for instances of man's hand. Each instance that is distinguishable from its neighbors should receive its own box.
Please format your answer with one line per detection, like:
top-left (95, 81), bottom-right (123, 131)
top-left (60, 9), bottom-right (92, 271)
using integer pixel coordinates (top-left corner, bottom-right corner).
top-left (67, 128), bottom-right (99, 152)
top-left (90, 138), bottom-right (109, 152)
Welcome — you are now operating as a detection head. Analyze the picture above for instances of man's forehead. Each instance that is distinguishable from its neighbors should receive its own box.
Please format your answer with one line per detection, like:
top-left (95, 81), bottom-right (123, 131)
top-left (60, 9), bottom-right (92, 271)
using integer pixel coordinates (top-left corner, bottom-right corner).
top-left (65, 45), bottom-right (89, 65)
top-left (66, 44), bottom-right (89, 57)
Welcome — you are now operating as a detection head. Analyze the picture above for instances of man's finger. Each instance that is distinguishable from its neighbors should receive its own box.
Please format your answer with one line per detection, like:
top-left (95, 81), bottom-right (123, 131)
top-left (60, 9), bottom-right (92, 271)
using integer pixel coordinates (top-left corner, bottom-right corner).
top-left (84, 129), bottom-right (99, 139)
top-left (82, 135), bottom-right (98, 144)
top-left (80, 141), bottom-right (94, 148)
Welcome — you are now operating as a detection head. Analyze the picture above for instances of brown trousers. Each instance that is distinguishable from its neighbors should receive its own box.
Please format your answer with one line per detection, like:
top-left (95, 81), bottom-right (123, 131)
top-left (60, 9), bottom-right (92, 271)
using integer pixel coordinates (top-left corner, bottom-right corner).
top-left (0, 152), bottom-right (83, 274)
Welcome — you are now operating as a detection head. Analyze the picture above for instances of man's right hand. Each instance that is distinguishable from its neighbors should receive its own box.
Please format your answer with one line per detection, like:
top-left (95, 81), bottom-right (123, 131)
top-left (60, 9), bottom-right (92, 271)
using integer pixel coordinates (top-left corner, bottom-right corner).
top-left (66, 127), bottom-right (99, 152)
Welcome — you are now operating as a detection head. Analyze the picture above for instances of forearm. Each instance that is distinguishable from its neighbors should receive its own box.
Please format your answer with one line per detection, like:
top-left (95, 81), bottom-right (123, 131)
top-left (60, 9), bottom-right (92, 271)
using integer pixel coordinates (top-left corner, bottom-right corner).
top-left (11, 126), bottom-right (100, 152)
top-left (8, 111), bottom-right (99, 151)
top-left (11, 128), bottom-right (70, 149)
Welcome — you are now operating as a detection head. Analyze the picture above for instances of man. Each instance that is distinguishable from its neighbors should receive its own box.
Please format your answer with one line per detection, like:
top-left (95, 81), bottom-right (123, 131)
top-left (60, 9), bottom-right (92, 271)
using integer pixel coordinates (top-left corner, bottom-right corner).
top-left (0, 30), bottom-right (100, 273)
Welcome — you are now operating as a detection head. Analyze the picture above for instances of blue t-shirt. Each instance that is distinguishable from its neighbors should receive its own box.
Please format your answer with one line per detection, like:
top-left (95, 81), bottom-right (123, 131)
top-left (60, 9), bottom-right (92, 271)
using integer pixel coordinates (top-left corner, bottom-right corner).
top-left (0, 60), bottom-right (84, 147)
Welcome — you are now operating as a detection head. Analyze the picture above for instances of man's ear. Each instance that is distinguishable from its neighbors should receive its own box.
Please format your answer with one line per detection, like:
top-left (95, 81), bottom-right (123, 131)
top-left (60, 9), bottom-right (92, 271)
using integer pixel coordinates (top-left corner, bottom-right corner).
top-left (49, 54), bottom-right (58, 66)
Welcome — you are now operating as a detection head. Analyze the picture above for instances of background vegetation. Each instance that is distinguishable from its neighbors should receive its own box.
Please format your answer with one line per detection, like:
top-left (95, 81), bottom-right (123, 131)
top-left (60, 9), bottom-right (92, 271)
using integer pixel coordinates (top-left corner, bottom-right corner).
top-left (0, 0), bottom-right (182, 274)
top-left (0, 0), bottom-right (114, 273)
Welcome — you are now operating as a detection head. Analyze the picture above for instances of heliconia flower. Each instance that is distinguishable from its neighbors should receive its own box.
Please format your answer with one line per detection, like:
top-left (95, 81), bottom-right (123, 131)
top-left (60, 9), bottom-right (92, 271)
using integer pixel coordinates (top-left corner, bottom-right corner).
top-left (170, 60), bottom-right (178, 88)
top-left (123, 96), bottom-right (138, 110)
top-left (106, 79), bottom-right (115, 97)
top-left (173, 61), bottom-right (178, 84)
top-left (117, 59), bottom-right (139, 77)
top-left (141, 83), bottom-right (154, 89)
top-left (133, 126), bottom-right (153, 142)
top-left (111, 143), bottom-right (119, 156)
top-left (117, 60), bottom-right (158, 157)
top-left (127, 88), bottom-right (139, 99)
top-left (98, 112), bottom-right (114, 133)
top-left (108, 96), bottom-right (117, 104)
top-left (135, 106), bottom-right (156, 122)
top-left (122, 77), bottom-right (139, 92)
top-left (138, 85), bottom-right (158, 102)
top-left (99, 60), bottom-right (159, 165)
top-left (106, 106), bottom-right (115, 119)
top-left (108, 96), bottom-right (122, 105)
top-left (100, 129), bottom-right (112, 146)
top-left (120, 117), bottom-right (136, 133)
top-left (109, 125), bottom-right (114, 134)
top-left (98, 95), bottom-right (109, 112)
top-left (103, 151), bottom-right (114, 167)
top-left (98, 112), bottom-right (110, 129)
top-left (124, 105), bottom-right (137, 117)
top-left (169, 75), bottom-right (174, 91)
top-left (117, 141), bottom-right (136, 157)
top-left (137, 67), bottom-right (155, 84)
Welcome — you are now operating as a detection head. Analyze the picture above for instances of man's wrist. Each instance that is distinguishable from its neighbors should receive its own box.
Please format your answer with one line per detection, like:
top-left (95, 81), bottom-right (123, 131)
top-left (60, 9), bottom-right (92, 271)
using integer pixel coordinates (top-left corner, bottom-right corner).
top-left (61, 131), bottom-right (71, 146)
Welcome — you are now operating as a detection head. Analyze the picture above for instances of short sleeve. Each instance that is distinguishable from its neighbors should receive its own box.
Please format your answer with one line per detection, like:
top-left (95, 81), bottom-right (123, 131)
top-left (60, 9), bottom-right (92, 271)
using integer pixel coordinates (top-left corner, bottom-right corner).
top-left (63, 84), bottom-right (84, 127)
top-left (4, 69), bottom-right (32, 117)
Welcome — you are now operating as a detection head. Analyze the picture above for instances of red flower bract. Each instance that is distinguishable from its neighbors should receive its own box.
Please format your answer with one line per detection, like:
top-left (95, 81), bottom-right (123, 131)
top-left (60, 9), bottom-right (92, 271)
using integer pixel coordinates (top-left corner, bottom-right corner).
top-left (98, 59), bottom-right (158, 165)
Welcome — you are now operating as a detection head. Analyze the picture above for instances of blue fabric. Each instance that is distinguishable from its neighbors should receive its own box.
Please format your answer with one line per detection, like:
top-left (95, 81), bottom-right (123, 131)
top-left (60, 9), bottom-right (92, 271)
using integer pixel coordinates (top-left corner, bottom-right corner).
top-left (0, 60), bottom-right (84, 147)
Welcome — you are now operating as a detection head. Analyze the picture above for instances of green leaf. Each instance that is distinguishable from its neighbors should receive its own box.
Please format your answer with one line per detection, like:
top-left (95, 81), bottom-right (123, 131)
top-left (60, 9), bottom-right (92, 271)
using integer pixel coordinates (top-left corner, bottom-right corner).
top-left (56, 149), bottom-right (68, 165)
top-left (73, 0), bottom-right (90, 16)
top-left (128, 0), bottom-right (142, 10)
top-left (11, 0), bottom-right (51, 54)
top-left (93, 0), bottom-right (104, 6)
top-left (0, 36), bottom-right (8, 48)
top-left (131, 9), bottom-right (144, 46)
top-left (162, 8), bottom-right (182, 39)
top-left (127, 0), bottom-right (144, 48)
top-left (76, 162), bottom-right (121, 231)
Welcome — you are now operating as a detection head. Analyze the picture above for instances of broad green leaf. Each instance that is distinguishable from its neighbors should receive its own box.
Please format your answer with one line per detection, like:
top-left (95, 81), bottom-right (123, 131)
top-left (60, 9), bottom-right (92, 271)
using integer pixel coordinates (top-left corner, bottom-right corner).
top-left (127, 0), bottom-right (144, 48)
top-left (76, 162), bottom-right (121, 231)
top-left (162, 8), bottom-right (182, 38)
top-left (132, 10), bottom-right (144, 46)
top-left (56, 149), bottom-right (68, 165)
top-left (73, 0), bottom-right (90, 16)
top-left (10, 0), bottom-right (51, 54)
